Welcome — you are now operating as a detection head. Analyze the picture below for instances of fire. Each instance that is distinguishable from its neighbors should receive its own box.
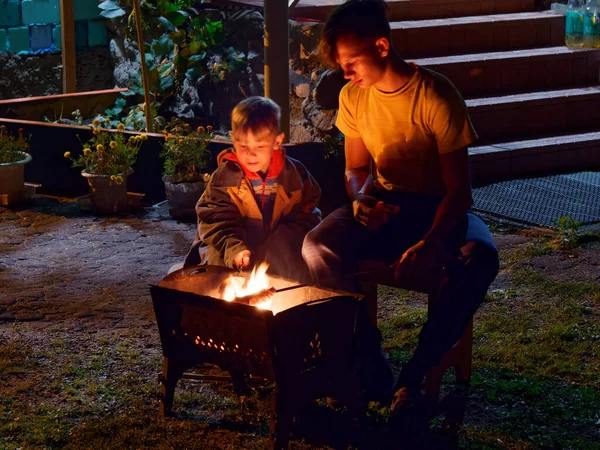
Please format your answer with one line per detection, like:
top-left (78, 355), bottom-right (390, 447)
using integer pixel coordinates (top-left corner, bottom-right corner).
top-left (221, 262), bottom-right (273, 310)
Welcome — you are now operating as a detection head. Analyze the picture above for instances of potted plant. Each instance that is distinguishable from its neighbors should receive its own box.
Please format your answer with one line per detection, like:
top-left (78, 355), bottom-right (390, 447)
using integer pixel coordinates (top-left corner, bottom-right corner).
top-left (65, 120), bottom-right (146, 214)
top-left (0, 125), bottom-right (32, 205)
top-left (160, 119), bottom-right (213, 220)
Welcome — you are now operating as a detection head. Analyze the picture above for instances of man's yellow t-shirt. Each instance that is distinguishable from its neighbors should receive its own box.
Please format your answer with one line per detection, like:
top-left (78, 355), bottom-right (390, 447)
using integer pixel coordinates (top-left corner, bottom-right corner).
top-left (336, 63), bottom-right (477, 196)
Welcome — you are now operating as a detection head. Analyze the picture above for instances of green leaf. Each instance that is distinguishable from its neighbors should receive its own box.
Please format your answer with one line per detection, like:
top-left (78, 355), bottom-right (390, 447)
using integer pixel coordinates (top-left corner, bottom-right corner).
top-left (185, 66), bottom-right (207, 80)
top-left (187, 52), bottom-right (206, 66)
top-left (148, 68), bottom-right (160, 92)
top-left (165, 10), bottom-right (189, 27)
top-left (152, 35), bottom-right (173, 58)
top-left (98, 0), bottom-right (126, 19)
top-left (159, 75), bottom-right (174, 92)
top-left (188, 40), bottom-right (203, 55)
top-left (157, 16), bottom-right (174, 32)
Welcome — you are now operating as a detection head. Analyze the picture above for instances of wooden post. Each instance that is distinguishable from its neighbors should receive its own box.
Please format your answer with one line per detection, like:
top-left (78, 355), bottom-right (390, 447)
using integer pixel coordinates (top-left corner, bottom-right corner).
top-left (59, 0), bottom-right (76, 93)
top-left (132, 0), bottom-right (153, 133)
top-left (264, 0), bottom-right (289, 141)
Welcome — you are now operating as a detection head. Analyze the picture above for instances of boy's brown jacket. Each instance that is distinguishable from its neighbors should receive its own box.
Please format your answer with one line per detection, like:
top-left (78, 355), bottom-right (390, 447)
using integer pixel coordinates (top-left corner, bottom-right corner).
top-left (184, 147), bottom-right (321, 268)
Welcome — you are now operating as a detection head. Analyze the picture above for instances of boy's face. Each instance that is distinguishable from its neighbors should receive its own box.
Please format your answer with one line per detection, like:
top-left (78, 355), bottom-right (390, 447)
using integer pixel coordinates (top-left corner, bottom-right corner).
top-left (231, 130), bottom-right (284, 174)
top-left (335, 34), bottom-right (388, 88)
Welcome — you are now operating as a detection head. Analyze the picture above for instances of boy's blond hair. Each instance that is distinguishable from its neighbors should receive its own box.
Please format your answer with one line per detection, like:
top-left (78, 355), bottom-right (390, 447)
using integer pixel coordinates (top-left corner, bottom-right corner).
top-left (231, 96), bottom-right (281, 138)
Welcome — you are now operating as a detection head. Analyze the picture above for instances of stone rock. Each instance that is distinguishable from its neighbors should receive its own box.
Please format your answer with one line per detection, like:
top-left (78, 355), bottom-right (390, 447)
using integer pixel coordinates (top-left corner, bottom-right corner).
top-left (310, 108), bottom-right (338, 132)
top-left (110, 38), bottom-right (140, 87)
top-left (289, 123), bottom-right (314, 143)
top-left (314, 69), bottom-right (347, 110)
top-left (289, 69), bottom-right (311, 96)
top-left (294, 83), bottom-right (310, 98)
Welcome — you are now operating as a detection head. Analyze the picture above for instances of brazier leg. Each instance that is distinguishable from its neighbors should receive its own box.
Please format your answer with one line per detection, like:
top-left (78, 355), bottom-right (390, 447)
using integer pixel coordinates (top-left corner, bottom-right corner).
top-left (159, 357), bottom-right (183, 417)
top-left (269, 391), bottom-right (293, 450)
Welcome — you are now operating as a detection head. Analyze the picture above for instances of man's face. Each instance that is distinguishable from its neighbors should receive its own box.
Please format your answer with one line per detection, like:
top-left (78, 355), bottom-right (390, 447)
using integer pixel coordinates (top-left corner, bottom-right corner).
top-left (335, 34), bottom-right (387, 88)
top-left (231, 129), bottom-right (284, 174)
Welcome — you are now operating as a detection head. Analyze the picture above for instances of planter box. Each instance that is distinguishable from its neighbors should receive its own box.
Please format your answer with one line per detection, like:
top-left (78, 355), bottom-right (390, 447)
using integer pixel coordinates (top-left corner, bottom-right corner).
top-left (0, 89), bottom-right (346, 213)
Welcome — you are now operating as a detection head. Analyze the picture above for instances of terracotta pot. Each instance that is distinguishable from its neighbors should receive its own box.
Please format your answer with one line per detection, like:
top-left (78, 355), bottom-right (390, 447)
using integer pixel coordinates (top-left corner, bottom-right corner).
top-left (81, 169), bottom-right (132, 214)
top-left (163, 174), bottom-right (209, 220)
top-left (0, 152), bottom-right (32, 204)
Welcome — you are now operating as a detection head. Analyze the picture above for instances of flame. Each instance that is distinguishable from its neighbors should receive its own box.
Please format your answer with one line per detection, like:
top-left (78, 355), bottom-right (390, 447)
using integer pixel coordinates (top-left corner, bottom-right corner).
top-left (221, 262), bottom-right (273, 310)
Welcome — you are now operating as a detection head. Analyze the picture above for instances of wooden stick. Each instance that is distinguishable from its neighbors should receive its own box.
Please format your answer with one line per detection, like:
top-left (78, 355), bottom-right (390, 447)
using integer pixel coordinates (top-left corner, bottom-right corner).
top-left (59, 0), bottom-right (76, 93)
top-left (132, 0), bottom-right (153, 132)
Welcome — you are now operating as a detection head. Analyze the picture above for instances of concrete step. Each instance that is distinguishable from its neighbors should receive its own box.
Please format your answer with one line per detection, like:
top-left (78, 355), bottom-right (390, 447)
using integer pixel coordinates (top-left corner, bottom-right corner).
top-left (467, 86), bottom-right (600, 144)
top-left (394, 11), bottom-right (564, 58)
top-left (291, 0), bottom-right (535, 22)
top-left (469, 131), bottom-right (600, 186)
top-left (411, 46), bottom-right (600, 98)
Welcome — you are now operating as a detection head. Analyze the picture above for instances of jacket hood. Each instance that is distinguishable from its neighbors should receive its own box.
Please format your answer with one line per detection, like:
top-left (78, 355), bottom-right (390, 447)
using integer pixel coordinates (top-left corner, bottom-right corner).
top-left (217, 147), bottom-right (286, 180)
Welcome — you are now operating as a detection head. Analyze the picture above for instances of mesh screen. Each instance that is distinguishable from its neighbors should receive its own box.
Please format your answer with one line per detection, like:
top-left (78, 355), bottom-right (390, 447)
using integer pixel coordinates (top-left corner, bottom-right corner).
top-left (472, 172), bottom-right (600, 227)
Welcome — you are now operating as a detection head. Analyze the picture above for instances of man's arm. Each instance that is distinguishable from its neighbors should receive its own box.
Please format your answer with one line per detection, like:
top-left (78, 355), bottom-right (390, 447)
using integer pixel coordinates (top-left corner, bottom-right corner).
top-left (393, 146), bottom-right (472, 279)
top-left (344, 135), bottom-right (373, 200)
top-left (423, 146), bottom-right (473, 244)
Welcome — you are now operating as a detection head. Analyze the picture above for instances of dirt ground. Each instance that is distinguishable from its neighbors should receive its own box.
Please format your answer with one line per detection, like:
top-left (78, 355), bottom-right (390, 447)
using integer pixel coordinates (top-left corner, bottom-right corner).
top-left (1, 195), bottom-right (599, 449)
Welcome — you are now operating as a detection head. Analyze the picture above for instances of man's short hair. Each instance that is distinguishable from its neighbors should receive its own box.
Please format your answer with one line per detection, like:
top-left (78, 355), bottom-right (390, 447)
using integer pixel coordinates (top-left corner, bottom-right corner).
top-left (231, 96), bottom-right (281, 137)
top-left (319, 0), bottom-right (390, 68)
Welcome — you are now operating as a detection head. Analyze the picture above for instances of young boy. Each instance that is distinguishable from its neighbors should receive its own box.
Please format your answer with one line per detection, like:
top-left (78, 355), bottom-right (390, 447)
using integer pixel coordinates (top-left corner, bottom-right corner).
top-left (184, 96), bottom-right (321, 282)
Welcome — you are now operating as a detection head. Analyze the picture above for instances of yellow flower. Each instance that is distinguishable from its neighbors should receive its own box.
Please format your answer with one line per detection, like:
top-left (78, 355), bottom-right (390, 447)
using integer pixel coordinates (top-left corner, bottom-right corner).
top-left (165, 135), bottom-right (171, 142)
top-left (109, 141), bottom-right (117, 149)
top-left (115, 176), bottom-right (124, 184)
top-left (92, 119), bottom-right (101, 127)
top-left (140, 134), bottom-right (148, 141)
top-left (63, 151), bottom-right (71, 158)
top-left (104, 118), bottom-right (110, 123)
top-left (206, 125), bottom-right (213, 132)
top-left (97, 144), bottom-right (104, 152)
top-left (184, 123), bottom-right (190, 128)
top-left (197, 126), bottom-right (205, 133)
top-left (18, 128), bottom-right (25, 133)
top-left (128, 136), bottom-right (136, 143)
top-left (110, 175), bottom-right (116, 181)
top-left (93, 128), bottom-right (100, 135)
top-left (178, 139), bottom-right (184, 145)
top-left (83, 148), bottom-right (91, 156)
top-left (117, 123), bottom-right (125, 131)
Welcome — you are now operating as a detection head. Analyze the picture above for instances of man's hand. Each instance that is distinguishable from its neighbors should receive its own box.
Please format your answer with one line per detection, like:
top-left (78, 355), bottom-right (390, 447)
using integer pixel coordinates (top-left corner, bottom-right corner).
top-left (233, 250), bottom-right (251, 270)
top-left (392, 240), bottom-right (439, 280)
top-left (353, 194), bottom-right (399, 231)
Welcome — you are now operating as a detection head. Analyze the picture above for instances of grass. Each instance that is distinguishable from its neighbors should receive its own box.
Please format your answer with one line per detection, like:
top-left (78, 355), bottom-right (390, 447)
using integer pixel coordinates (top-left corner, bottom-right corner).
top-left (1, 232), bottom-right (600, 449)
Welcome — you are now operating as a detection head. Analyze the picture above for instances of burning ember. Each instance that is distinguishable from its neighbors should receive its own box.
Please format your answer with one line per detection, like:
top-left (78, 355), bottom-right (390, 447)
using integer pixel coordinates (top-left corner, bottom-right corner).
top-left (218, 262), bottom-right (276, 310)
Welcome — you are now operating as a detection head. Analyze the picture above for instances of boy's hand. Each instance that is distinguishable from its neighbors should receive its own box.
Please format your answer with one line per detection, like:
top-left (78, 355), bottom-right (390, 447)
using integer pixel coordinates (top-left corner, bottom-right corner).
top-left (353, 194), bottom-right (399, 231)
top-left (233, 250), bottom-right (251, 269)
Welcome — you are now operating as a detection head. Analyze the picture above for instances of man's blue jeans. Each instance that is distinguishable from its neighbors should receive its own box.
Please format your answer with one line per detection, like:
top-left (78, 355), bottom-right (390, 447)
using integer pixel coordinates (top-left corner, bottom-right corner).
top-left (302, 192), bottom-right (499, 390)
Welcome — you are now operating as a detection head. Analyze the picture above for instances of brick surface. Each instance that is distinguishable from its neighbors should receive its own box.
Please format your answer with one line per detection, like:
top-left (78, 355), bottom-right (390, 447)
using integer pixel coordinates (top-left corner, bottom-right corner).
top-left (74, 0), bottom-right (102, 21)
top-left (22, 0), bottom-right (60, 24)
top-left (0, 0), bottom-right (21, 28)
top-left (52, 24), bottom-right (61, 49)
top-left (7, 26), bottom-right (30, 53)
top-left (0, 199), bottom-right (196, 324)
top-left (31, 24), bottom-right (53, 51)
top-left (75, 20), bottom-right (88, 48)
top-left (88, 20), bottom-right (108, 47)
top-left (0, 29), bottom-right (7, 52)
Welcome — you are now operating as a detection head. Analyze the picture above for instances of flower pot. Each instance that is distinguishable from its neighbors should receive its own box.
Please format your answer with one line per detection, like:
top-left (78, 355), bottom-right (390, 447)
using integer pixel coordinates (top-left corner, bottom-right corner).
top-left (163, 174), bottom-right (209, 221)
top-left (0, 152), bottom-right (32, 204)
top-left (81, 169), bottom-right (132, 214)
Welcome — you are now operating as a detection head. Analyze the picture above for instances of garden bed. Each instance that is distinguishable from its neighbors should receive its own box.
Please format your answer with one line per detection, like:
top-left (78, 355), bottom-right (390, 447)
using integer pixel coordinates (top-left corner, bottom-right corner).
top-left (0, 90), bottom-right (346, 210)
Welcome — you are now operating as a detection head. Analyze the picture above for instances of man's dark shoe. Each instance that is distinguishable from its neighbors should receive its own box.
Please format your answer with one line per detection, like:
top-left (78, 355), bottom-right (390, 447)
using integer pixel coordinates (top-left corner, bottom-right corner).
top-left (389, 386), bottom-right (429, 437)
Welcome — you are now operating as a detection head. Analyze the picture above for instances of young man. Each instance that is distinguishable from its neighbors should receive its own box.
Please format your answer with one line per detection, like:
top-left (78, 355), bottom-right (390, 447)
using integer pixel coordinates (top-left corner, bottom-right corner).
top-left (184, 96), bottom-right (321, 282)
top-left (302, 0), bottom-right (499, 421)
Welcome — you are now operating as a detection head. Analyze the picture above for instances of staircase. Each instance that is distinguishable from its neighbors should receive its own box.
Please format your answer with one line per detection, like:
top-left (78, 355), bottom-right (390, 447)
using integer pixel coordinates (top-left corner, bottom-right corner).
top-left (290, 0), bottom-right (600, 186)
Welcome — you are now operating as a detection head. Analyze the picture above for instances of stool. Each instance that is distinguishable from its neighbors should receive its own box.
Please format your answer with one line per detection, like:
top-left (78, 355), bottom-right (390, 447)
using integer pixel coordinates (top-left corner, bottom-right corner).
top-left (358, 261), bottom-right (472, 425)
